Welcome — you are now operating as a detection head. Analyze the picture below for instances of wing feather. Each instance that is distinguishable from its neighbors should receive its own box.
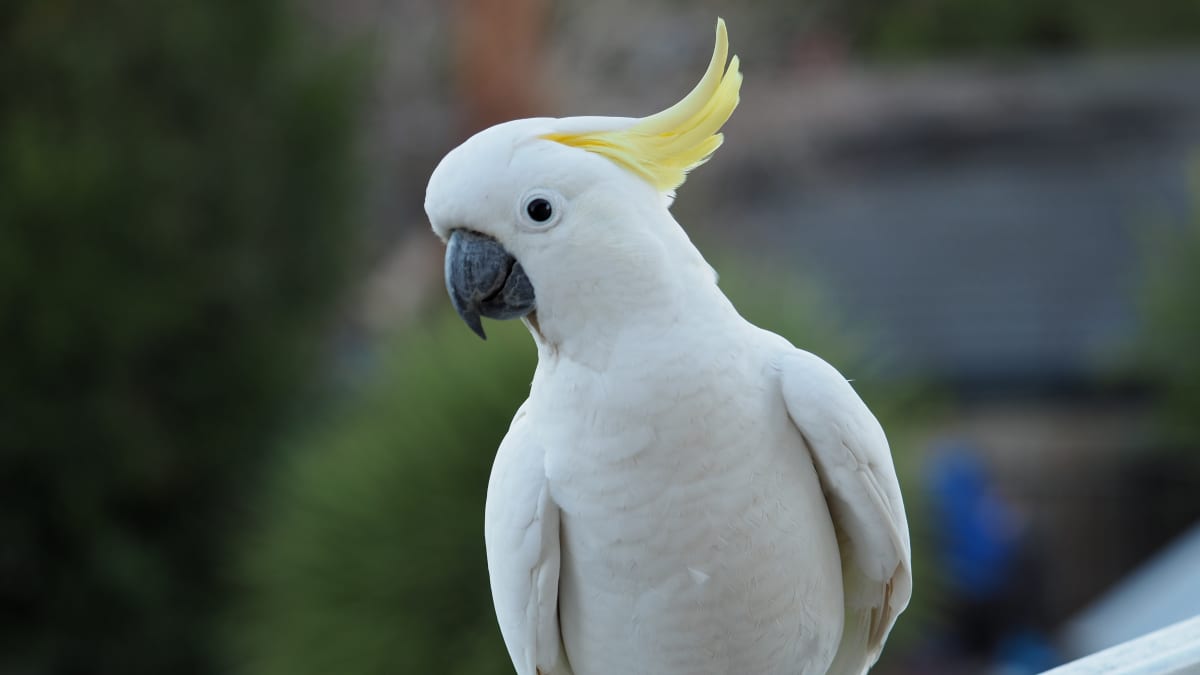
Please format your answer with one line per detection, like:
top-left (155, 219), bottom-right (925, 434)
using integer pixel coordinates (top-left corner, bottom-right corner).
top-left (779, 350), bottom-right (912, 675)
top-left (484, 406), bottom-right (571, 675)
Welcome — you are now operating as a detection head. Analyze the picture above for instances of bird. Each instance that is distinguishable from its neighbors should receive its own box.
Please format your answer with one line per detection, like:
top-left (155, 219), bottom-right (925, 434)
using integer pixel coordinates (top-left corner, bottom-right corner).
top-left (424, 18), bottom-right (911, 675)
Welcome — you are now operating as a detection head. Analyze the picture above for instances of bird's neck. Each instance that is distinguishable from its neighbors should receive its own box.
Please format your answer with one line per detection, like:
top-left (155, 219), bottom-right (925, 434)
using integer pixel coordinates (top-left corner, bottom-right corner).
top-left (525, 207), bottom-right (735, 368)
top-left (525, 267), bottom-right (737, 372)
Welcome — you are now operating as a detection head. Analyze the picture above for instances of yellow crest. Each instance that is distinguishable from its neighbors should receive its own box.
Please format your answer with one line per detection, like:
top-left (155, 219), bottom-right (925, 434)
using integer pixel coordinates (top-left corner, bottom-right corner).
top-left (543, 19), bottom-right (742, 194)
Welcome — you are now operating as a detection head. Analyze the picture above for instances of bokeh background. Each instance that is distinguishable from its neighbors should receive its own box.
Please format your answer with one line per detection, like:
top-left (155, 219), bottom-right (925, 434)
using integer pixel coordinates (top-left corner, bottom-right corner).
top-left (4, 1), bottom-right (1200, 673)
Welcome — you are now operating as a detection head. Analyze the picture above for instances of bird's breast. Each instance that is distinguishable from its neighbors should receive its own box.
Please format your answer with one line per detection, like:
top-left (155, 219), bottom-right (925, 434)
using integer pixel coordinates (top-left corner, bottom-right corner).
top-left (532, 349), bottom-right (844, 675)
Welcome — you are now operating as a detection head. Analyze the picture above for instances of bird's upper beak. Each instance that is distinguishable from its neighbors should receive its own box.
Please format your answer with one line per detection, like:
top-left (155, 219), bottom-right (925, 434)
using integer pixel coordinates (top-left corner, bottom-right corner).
top-left (444, 229), bottom-right (536, 339)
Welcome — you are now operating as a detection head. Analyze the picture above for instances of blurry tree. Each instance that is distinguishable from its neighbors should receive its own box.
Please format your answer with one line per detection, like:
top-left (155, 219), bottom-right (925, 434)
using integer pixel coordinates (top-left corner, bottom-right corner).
top-left (1139, 168), bottom-right (1200, 452)
top-left (229, 313), bottom-right (531, 675)
top-left (840, 0), bottom-right (1200, 59)
top-left (1118, 166), bottom-right (1200, 578)
top-left (0, 1), bottom-right (362, 673)
top-left (230, 262), bottom-right (938, 674)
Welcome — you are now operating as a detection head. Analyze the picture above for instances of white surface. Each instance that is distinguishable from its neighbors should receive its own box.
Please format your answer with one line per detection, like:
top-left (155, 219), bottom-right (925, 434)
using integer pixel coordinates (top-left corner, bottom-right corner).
top-left (1045, 614), bottom-right (1200, 675)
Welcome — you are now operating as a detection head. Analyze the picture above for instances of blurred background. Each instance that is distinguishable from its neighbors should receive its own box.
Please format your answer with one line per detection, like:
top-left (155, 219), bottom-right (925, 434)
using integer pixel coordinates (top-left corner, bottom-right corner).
top-left (4, 0), bottom-right (1200, 673)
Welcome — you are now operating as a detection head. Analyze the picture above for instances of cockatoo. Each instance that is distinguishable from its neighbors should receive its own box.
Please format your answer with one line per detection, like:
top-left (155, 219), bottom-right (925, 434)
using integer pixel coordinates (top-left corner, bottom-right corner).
top-left (425, 19), bottom-right (911, 675)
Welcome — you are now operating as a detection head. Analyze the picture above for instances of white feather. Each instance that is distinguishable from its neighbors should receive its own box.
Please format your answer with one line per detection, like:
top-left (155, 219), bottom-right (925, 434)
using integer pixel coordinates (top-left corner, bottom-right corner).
top-left (428, 72), bottom-right (911, 675)
top-left (778, 350), bottom-right (913, 674)
top-left (485, 404), bottom-right (570, 675)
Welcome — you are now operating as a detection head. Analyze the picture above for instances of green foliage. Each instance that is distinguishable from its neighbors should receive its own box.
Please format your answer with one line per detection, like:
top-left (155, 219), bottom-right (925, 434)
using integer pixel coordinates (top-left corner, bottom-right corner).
top-left (0, 1), bottom-right (362, 673)
top-left (841, 0), bottom-right (1200, 59)
top-left (232, 262), bottom-right (939, 674)
top-left (230, 313), bottom-right (532, 675)
top-left (1139, 169), bottom-right (1200, 449)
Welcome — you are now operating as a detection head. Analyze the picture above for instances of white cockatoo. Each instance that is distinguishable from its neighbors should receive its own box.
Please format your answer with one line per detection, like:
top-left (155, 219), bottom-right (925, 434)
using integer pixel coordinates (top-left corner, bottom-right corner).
top-left (425, 19), bottom-right (911, 675)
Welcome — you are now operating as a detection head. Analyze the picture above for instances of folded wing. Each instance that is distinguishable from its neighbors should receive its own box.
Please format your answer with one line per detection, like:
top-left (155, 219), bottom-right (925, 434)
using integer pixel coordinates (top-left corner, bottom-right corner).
top-left (484, 406), bottom-right (570, 675)
top-left (779, 350), bottom-right (912, 675)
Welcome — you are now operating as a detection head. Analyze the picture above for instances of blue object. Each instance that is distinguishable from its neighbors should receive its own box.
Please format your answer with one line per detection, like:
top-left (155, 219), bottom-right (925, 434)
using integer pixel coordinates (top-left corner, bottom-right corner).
top-left (926, 443), bottom-right (1021, 599)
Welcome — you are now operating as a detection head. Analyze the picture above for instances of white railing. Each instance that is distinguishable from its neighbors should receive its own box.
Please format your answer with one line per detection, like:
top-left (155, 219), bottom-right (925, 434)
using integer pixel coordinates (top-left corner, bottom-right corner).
top-left (1043, 614), bottom-right (1200, 675)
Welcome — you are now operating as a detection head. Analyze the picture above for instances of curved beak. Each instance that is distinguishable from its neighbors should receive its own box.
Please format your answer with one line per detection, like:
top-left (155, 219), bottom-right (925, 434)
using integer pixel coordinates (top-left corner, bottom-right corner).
top-left (444, 229), bottom-right (536, 339)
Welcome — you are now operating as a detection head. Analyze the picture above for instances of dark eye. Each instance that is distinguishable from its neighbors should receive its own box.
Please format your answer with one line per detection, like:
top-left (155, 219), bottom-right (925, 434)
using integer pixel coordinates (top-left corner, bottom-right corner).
top-left (526, 198), bottom-right (553, 223)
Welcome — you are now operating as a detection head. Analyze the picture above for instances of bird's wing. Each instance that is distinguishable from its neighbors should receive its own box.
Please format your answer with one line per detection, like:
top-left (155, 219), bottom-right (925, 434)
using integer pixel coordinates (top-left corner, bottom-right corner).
top-left (484, 404), bottom-right (570, 675)
top-left (778, 350), bottom-right (912, 675)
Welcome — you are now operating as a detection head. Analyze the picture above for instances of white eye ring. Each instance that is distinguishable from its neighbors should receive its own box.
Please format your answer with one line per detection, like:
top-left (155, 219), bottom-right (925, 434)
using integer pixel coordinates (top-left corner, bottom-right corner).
top-left (518, 190), bottom-right (563, 230)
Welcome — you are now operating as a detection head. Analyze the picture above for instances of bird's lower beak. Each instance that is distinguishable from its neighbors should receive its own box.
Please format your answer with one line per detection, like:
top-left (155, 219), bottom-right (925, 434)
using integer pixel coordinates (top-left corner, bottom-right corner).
top-left (444, 229), bottom-right (536, 340)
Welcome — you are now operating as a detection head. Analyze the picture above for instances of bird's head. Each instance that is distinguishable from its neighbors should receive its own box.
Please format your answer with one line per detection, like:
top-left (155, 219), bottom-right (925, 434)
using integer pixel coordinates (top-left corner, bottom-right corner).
top-left (425, 19), bottom-right (741, 345)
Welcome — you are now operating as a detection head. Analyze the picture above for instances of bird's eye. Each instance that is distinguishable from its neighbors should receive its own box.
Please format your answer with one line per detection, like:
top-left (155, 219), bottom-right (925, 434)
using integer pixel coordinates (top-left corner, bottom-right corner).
top-left (517, 190), bottom-right (562, 230)
top-left (526, 198), bottom-right (553, 223)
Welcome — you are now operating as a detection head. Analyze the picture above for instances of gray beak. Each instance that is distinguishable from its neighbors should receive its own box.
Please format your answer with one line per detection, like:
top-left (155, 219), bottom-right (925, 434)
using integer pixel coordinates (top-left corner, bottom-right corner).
top-left (444, 229), bottom-right (536, 339)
